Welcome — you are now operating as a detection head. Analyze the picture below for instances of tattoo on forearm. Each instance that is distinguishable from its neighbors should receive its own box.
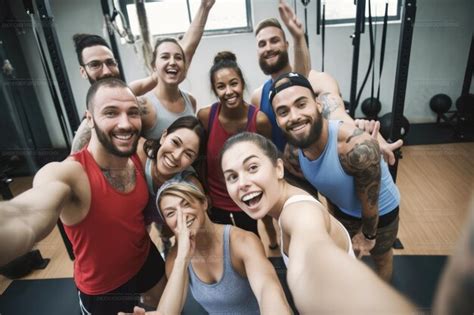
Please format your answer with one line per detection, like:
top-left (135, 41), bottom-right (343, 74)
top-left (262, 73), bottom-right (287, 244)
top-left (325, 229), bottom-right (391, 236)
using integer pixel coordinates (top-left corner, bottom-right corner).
top-left (339, 139), bottom-right (381, 215)
top-left (71, 124), bottom-right (91, 154)
top-left (345, 128), bottom-right (364, 143)
top-left (283, 144), bottom-right (304, 176)
top-left (138, 97), bottom-right (149, 117)
top-left (319, 93), bottom-right (340, 119)
top-left (362, 214), bottom-right (378, 236)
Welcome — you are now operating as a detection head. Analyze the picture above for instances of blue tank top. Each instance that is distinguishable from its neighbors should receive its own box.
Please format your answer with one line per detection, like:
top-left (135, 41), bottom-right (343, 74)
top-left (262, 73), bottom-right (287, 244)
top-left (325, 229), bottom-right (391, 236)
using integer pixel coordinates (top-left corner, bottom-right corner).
top-left (298, 120), bottom-right (400, 217)
top-left (261, 79), bottom-right (287, 152)
top-left (188, 225), bottom-right (259, 314)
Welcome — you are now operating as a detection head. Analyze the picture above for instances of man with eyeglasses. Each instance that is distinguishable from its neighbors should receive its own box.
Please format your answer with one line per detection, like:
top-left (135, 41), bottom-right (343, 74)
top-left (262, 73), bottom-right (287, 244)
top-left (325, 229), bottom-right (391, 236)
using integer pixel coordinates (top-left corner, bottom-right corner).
top-left (70, 33), bottom-right (158, 153)
top-left (74, 34), bottom-right (121, 84)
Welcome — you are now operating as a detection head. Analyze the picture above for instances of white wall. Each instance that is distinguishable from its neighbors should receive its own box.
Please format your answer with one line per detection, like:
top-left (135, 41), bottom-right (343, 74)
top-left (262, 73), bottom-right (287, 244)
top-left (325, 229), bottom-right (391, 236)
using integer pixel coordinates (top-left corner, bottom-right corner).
top-left (14, 0), bottom-right (474, 129)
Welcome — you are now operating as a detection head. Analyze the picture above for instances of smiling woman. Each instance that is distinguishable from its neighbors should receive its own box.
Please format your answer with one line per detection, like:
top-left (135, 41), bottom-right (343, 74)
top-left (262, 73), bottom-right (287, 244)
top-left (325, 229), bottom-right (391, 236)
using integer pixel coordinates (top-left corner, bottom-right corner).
top-left (197, 51), bottom-right (278, 245)
top-left (136, 115), bottom-right (206, 239)
top-left (149, 177), bottom-right (292, 315)
top-left (220, 132), bottom-right (414, 313)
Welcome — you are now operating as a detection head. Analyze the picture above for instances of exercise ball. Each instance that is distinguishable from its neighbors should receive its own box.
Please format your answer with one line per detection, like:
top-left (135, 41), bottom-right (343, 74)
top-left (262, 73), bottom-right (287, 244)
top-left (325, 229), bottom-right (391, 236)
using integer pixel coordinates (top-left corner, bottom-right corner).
top-left (378, 113), bottom-right (410, 140)
top-left (429, 94), bottom-right (452, 114)
top-left (361, 97), bottom-right (382, 118)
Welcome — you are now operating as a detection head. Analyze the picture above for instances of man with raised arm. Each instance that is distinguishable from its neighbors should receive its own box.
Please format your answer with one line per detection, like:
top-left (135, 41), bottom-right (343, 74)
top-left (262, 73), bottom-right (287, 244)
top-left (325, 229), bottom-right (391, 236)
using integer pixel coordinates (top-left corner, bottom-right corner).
top-left (71, 0), bottom-right (215, 152)
top-left (252, 1), bottom-right (402, 164)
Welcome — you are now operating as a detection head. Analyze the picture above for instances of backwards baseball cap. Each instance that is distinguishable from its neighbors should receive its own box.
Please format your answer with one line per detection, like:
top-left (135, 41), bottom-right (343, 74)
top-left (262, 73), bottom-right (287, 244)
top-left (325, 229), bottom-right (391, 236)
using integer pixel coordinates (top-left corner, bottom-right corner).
top-left (268, 72), bottom-right (314, 105)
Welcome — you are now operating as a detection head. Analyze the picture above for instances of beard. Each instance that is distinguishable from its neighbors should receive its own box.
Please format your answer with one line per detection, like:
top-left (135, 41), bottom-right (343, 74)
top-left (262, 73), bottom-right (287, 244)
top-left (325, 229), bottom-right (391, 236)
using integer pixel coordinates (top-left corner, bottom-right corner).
top-left (259, 50), bottom-right (289, 75)
top-left (94, 120), bottom-right (139, 157)
top-left (86, 72), bottom-right (120, 85)
top-left (284, 114), bottom-right (323, 149)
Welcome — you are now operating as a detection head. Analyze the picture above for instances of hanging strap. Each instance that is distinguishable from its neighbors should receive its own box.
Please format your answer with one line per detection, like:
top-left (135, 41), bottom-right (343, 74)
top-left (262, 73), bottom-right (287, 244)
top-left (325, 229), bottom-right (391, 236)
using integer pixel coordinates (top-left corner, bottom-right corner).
top-left (322, 3), bottom-right (326, 72)
top-left (377, 2), bottom-right (389, 102)
top-left (355, 0), bottom-right (375, 106)
top-left (135, 0), bottom-right (153, 73)
top-left (301, 0), bottom-right (311, 46)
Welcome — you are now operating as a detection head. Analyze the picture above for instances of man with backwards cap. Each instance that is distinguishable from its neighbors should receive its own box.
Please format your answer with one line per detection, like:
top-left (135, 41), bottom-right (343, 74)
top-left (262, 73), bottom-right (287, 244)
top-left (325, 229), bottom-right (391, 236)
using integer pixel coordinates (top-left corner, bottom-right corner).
top-left (270, 72), bottom-right (401, 282)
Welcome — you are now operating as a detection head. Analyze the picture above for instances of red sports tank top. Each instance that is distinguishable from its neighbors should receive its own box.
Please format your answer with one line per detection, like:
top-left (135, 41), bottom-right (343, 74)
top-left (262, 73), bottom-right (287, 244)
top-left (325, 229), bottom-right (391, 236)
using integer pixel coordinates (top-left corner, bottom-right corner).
top-left (64, 148), bottom-right (150, 295)
top-left (206, 103), bottom-right (258, 211)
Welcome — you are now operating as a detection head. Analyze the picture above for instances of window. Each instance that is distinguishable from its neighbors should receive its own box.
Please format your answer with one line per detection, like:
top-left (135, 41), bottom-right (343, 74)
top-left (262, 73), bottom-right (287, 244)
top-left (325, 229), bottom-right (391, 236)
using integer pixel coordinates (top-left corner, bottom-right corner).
top-left (119, 0), bottom-right (252, 38)
top-left (324, 0), bottom-right (401, 25)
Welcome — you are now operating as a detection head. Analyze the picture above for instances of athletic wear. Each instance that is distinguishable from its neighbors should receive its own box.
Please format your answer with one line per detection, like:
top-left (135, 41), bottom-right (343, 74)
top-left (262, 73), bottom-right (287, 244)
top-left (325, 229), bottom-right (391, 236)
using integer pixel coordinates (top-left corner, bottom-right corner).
top-left (66, 148), bottom-right (151, 295)
top-left (298, 120), bottom-right (400, 218)
top-left (142, 89), bottom-right (194, 139)
top-left (260, 79), bottom-right (287, 152)
top-left (78, 244), bottom-right (164, 315)
top-left (206, 102), bottom-right (258, 211)
top-left (278, 195), bottom-right (355, 267)
top-left (335, 206), bottom-right (400, 256)
top-left (188, 225), bottom-right (259, 314)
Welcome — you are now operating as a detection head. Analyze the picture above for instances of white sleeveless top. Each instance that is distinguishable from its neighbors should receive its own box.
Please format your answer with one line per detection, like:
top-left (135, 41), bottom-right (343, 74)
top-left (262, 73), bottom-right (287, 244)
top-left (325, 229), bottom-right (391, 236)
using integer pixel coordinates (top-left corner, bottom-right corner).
top-left (278, 195), bottom-right (355, 267)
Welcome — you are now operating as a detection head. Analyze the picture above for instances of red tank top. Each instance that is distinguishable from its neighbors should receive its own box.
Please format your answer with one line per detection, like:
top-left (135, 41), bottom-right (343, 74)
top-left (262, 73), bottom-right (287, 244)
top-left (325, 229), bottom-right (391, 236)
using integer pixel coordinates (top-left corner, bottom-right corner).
top-left (64, 148), bottom-right (150, 295)
top-left (206, 103), bottom-right (258, 211)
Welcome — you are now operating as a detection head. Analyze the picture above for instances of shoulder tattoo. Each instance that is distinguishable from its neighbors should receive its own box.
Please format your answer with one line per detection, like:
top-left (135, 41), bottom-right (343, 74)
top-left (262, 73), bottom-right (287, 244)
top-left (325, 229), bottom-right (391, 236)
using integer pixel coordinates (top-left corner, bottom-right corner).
top-left (319, 93), bottom-right (340, 119)
top-left (137, 97), bottom-right (149, 117)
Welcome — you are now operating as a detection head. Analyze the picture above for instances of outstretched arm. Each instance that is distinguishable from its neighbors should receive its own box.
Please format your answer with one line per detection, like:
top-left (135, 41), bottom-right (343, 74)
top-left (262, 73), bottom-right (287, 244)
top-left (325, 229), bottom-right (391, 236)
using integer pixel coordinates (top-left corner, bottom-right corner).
top-left (279, 0), bottom-right (310, 76)
top-left (354, 119), bottom-right (404, 166)
top-left (316, 93), bottom-right (402, 165)
top-left (339, 126), bottom-right (380, 257)
top-left (282, 203), bottom-right (413, 313)
top-left (180, 0), bottom-right (215, 67)
top-left (0, 162), bottom-right (76, 266)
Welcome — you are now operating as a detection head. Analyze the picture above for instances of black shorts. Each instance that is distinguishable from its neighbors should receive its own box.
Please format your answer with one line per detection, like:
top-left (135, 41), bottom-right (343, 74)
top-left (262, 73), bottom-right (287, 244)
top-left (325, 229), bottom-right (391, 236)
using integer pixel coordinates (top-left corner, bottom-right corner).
top-left (208, 207), bottom-right (259, 236)
top-left (78, 243), bottom-right (165, 315)
top-left (334, 206), bottom-right (400, 256)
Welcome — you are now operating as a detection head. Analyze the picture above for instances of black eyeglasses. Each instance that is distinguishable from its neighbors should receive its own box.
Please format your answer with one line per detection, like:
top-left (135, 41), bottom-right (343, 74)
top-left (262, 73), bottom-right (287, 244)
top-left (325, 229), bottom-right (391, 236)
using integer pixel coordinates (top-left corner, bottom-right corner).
top-left (83, 58), bottom-right (118, 71)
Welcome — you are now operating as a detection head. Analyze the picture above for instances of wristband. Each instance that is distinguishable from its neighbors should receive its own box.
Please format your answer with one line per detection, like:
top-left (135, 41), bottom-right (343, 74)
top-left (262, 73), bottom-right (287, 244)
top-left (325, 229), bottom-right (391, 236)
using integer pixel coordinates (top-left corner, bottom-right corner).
top-left (363, 231), bottom-right (377, 240)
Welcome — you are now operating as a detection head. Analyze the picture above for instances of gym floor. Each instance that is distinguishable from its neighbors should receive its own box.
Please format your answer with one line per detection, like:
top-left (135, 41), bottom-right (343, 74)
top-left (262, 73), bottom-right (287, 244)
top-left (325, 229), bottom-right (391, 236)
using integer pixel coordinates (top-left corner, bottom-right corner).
top-left (1, 142), bottom-right (473, 295)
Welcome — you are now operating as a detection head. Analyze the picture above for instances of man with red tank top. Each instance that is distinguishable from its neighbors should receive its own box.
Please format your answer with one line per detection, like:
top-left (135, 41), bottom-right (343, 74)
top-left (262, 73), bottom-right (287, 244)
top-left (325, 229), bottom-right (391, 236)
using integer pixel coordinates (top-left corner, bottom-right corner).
top-left (0, 78), bottom-right (165, 315)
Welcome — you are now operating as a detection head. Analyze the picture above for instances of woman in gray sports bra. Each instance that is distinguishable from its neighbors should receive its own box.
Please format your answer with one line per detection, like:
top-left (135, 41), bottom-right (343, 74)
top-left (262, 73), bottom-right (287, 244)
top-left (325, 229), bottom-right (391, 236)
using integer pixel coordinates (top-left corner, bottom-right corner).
top-left (152, 178), bottom-right (292, 315)
top-left (220, 132), bottom-right (414, 314)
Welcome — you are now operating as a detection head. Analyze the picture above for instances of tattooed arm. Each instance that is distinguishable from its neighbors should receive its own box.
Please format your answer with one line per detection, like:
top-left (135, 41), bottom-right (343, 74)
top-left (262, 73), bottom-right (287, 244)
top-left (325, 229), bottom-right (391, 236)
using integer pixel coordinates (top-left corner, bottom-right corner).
top-left (317, 93), bottom-right (403, 166)
top-left (70, 119), bottom-right (91, 154)
top-left (338, 124), bottom-right (381, 258)
top-left (282, 143), bottom-right (305, 179)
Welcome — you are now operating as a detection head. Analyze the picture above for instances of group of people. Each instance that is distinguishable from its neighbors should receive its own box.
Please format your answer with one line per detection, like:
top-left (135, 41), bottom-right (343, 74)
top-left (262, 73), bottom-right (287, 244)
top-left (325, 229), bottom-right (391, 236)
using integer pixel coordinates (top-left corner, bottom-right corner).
top-left (0, 0), bottom-right (421, 314)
